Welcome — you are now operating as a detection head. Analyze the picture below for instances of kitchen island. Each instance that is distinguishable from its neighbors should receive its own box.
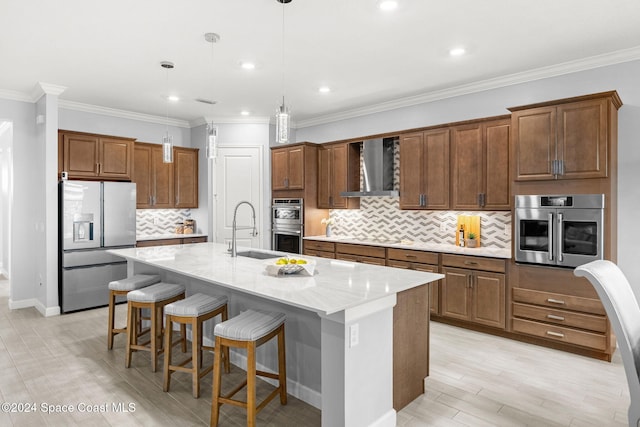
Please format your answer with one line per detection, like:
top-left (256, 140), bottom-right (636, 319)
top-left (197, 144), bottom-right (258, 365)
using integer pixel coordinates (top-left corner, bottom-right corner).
top-left (109, 242), bottom-right (443, 427)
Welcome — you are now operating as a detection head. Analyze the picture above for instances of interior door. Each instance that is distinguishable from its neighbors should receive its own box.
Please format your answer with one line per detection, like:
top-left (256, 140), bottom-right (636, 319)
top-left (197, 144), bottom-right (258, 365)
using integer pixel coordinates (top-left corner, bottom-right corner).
top-left (213, 146), bottom-right (263, 249)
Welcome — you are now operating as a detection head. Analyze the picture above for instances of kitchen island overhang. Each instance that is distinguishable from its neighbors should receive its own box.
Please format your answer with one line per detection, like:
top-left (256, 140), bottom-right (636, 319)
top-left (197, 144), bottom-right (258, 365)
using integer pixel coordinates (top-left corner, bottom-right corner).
top-left (108, 243), bottom-right (443, 427)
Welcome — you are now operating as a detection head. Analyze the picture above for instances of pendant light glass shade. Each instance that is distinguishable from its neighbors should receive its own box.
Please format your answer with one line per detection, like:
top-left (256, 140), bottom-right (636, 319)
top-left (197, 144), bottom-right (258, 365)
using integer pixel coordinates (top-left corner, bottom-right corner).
top-left (206, 123), bottom-right (218, 159)
top-left (162, 132), bottom-right (173, 163)
top-left (275, 0), bottom-right (292, 144)
top-left (275, 100), bottom-right (290, 144)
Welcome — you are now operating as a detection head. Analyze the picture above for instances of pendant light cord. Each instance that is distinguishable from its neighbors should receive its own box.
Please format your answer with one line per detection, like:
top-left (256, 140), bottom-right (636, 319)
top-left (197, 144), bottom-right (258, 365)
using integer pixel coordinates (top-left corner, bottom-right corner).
top-left (281, 0), bottom-right (285, 107)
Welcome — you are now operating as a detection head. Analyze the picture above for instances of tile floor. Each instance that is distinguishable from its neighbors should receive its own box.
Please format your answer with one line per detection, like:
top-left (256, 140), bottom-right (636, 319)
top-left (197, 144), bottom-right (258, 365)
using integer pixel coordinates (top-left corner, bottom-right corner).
top-left (0, 278), bottom-right (630, 426)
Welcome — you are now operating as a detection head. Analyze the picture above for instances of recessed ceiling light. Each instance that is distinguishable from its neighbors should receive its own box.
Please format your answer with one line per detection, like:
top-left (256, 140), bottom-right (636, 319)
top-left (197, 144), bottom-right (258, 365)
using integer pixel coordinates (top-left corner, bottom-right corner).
top-left (167, 95), bottom-right (180, 102)
top-left (240, 110), bottom-right (250, 116)
top-left (449, 47), bottom-right (466, 57)
top-left (318, 86), bottom-right (331, 93)
top-left (378, 0), bottom-right (398, 11)
top-left (240, 62), bottom-right (255, 70)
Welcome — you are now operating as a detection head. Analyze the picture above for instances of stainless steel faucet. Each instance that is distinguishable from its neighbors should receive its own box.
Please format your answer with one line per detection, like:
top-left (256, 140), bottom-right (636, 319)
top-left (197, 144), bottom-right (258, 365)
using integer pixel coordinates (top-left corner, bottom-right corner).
top-left (230, 201), bottom-right (258, 257)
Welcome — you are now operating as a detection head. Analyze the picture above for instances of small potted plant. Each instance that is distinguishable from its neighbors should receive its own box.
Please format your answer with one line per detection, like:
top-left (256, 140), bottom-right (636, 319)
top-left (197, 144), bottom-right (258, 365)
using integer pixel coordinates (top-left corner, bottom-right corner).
top-left (321, 217), bottom-right (335, 237)
top-left (466, 232), bottom-right (478, 248)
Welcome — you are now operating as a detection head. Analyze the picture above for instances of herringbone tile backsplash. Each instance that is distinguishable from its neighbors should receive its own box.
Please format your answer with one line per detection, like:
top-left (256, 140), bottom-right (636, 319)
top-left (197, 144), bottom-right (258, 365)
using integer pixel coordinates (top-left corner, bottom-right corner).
top-left (328, 198), bottom-right (511, 248)
top-left (136, 209), bottom-right (193, 236)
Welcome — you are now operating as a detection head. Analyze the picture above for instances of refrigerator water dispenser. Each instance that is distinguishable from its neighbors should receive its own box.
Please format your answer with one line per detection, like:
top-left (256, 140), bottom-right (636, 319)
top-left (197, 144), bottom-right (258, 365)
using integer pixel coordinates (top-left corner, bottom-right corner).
top-left (73, 213), bottom-right (94, 242)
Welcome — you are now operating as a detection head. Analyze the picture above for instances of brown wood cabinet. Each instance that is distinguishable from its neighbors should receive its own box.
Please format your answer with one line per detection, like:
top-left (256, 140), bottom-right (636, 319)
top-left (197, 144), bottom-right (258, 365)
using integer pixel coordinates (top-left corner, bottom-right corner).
top-left (387, 248), bottom-right (440, 315)
top-left (303, 240), bottom-right (335, 259)
top-left (272, 144), bottom-right (305, 190)
top-left (451, 118), bottom-right (511, 210)
top-left (510, 263), bottom-right (613, 359)
top-left (136, 236), bottom-right (207, 247)
top-left (509, 92), bottom-right (622, 181)
top-left (59, 130), bottom-right (134, 181)
top-left (317, 142), bottom-right (360, 209)
top-left (133, 143), bottom-right (173, 208)
top-left (133, 144), bottom-right (198, 209)
top-left (174, 147), bottom-right (199, 208)
top-left (399, 128), bottom-right (450, 209)
top-left (440, 254), bottom-right (506, 329)
top-left (335, 243), bottom-right (386, 265)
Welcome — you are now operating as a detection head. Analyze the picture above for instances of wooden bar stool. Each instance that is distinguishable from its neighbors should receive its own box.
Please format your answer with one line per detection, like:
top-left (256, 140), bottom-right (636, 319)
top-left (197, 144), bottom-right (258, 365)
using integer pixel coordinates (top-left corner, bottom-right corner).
top-left (210, 309), bottom-right (287, 427)
top-left (163, 293), bottom-right (230, 398)
top-left (107, 274), bottom-right (160, 350)
top-left (125, 282), bottom-right (186, 372)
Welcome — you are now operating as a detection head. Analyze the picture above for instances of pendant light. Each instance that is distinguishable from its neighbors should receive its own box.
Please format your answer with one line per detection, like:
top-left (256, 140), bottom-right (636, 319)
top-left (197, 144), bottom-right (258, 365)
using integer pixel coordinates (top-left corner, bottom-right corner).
top-left (204, 32), bottom-right (220, 160)
top-left (161, 61), bottom-right (175, 163)
top-left (275, 0), bottom-right (292, 144)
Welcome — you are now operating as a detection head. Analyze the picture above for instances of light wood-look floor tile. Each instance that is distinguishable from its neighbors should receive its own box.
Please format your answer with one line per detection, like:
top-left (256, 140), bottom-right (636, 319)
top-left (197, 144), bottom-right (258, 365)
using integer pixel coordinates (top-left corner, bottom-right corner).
top-left (0, 279), bottom-right (630, 426)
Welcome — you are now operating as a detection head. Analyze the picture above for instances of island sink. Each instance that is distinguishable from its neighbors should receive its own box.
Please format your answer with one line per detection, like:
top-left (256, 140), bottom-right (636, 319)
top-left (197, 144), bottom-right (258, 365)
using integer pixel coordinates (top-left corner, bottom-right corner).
top-left (236, 250), bottom-right (280, 260)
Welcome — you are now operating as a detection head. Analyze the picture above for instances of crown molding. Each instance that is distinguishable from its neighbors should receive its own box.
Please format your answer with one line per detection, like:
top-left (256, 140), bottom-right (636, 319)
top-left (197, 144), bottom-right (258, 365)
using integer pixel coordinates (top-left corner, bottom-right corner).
top-left (191, 115), bottom-right (272, 127)
top-left (31, 82), bottom-right (67, 101)
top-left (296, 46), bottom-right (640, 128)
top-left (58, 100), bottom-right (191, 128)
top-left (0, 88), bottom-right (32, 103)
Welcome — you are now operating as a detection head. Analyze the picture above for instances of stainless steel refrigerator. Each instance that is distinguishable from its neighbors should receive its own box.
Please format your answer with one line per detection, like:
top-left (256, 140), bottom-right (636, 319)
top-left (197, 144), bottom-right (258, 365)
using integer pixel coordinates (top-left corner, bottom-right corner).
top-left (59, 180), bottom-right (136, 313)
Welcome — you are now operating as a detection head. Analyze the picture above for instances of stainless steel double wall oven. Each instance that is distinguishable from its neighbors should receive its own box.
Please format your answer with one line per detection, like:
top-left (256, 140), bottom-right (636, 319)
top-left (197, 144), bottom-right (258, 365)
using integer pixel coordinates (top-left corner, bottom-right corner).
top-left (271, 198), bottom-right (303, 254)
top-left (515, 194), bottom-right (604, 268)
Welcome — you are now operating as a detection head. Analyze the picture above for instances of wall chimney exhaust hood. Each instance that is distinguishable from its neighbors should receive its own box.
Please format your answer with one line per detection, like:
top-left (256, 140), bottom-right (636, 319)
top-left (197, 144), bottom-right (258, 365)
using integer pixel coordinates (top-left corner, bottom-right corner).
top-left (341, 138), bottom-right (399, 197)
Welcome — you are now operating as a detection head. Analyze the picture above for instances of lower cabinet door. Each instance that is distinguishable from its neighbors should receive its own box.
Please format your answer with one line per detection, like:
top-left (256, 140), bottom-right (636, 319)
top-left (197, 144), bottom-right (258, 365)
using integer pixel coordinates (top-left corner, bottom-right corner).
top-left (471, 271), bottom-right (505, 328)
top-left (441, 267), bottom-right (471, 320)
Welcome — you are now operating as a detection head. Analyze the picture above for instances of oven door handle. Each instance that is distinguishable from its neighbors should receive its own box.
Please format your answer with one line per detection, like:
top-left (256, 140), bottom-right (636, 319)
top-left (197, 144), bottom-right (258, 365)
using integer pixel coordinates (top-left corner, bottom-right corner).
top-left (272, 229), bottom-right (301, 235)
top-left (557, 212), bottom-right (564, 263)
top-left (548, 212), bottom-right (554, 261)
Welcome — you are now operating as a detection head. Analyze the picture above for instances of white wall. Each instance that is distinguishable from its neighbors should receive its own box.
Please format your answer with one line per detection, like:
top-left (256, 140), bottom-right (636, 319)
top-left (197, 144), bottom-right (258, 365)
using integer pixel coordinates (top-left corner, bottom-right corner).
top-left (0, 98), bottom-right (38, 305)
top-left (297, 59), bottom-right (640, 297)
top-left (0, 122), bottom-right (13, 278)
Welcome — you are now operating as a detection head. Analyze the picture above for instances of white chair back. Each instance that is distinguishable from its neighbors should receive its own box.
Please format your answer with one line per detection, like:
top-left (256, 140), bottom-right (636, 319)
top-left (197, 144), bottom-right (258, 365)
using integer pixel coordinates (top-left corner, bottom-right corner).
top-left (575, 260), bottom-right (640, 427)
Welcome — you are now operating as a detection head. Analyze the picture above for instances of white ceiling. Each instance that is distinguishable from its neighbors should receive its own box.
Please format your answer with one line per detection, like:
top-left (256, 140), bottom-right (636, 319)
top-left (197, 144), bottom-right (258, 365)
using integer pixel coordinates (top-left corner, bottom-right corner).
top-left (2, 0), bottom-right (640, 128)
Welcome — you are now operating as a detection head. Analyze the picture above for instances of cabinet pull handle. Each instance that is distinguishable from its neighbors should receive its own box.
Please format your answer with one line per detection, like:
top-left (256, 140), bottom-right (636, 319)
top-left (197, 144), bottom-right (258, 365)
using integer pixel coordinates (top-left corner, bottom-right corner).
top-left (546, 314), bottom-right (565, 321)
top-left (405, 254), bottom-right (417, 259)
top-left (547, 298), bottom-right (565, 305)
top-left (546, 331), bottom-right (565, 338)
top-left (464, 261), bottom-right (478, 265)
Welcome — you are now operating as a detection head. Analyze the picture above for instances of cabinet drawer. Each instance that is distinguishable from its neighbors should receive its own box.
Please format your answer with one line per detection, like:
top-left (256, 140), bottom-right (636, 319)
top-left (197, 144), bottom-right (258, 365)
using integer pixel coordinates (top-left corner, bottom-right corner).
top-left (512, 318), bottom-right (607, 351)
top-left (512, 302), bottom-right (607, 333)
top-left (303, 249), bottom-right (335, 259)
top-left (304, 240), bottom-right (335, 253)
top-left (336, 243), bottom-right (386, 258)
top-left (512, 288), bottom-right (605, 315)
top-left (441, 254), bottom-right (505, 273)
top-left (387, 248), bottom-right (438, 265)
top-left (182, 236), bottom-right (207, 244)
top-left (336, 253), bottom-right (386, 266)
top-left (387, 259), bottom-right (438, 273)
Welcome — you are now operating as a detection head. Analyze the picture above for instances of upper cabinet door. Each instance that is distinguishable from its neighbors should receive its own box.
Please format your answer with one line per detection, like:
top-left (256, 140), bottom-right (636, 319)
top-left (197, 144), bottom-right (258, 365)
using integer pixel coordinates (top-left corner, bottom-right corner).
top-left (286, 146), bottom-right (305, 190)
top-left (423, 128), bottom-right (450, 210)
top-left (63, 133), bottom-right (100, 178)
top-left (317, 146), bottom-right (332, 208)
top-left (133, 143), bottom-right (153, 207)
top-left (271, 149), bottom-right (290, 190)
top-left (512, 106), bottom-right (556, 181)
top-left (483, 120), bottom-right (510, 210)
top-left (451, 125), bottom-right (483, 210)
top-left (152, 145), bottom-right (174, 208)
top-left (99, 137), bottom-right (133, 179)
top-left (557, 98), bottom-right (608, 179)
top-left (399, 133), bottom-right (425, 209)
top-left (174, 147), bottom-right (198, 208)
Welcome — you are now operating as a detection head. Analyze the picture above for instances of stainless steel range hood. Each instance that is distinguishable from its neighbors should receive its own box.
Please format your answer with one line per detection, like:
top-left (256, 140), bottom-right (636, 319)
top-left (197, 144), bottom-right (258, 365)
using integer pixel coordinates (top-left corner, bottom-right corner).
top-left (341, 138), bottom-right (399, 197)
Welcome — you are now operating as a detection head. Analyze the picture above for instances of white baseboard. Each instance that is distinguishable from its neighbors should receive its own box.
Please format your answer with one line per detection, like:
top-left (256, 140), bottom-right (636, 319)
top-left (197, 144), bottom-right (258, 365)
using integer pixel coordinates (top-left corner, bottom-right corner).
top-left (9, 298), bottom-right (60, 317)
top-left (369, 409), bottom-right (397, 427)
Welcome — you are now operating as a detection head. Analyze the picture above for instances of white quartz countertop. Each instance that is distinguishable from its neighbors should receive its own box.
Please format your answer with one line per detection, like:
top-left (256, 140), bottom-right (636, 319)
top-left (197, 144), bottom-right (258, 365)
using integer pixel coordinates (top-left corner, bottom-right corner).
top-left (136, 233), bottom-right (208, 241)
top-left (108, 242), bottom-right (442, 316)
top-left (304, 235), bottom-right (512, 259)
